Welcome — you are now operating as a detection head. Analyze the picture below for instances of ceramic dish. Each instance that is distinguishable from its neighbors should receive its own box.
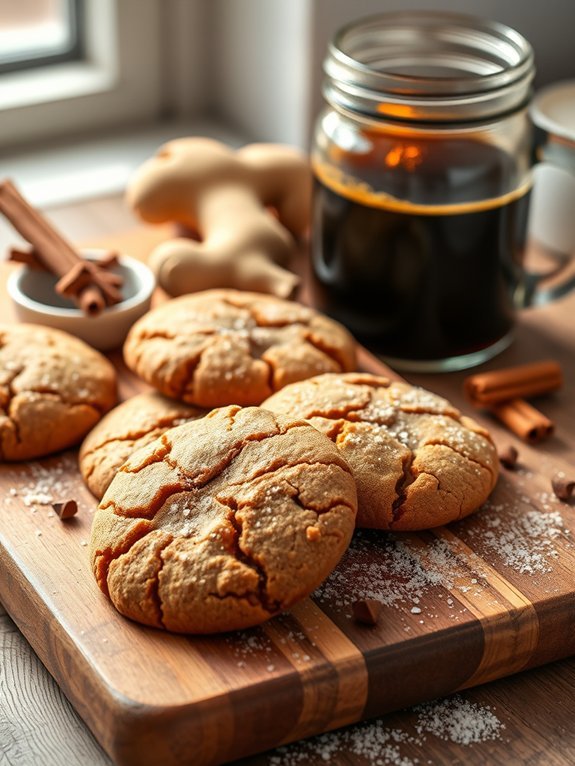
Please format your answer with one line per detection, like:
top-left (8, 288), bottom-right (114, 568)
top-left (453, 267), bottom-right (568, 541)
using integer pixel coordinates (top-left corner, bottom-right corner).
top-left (7, 250), bottom-right (156, 351)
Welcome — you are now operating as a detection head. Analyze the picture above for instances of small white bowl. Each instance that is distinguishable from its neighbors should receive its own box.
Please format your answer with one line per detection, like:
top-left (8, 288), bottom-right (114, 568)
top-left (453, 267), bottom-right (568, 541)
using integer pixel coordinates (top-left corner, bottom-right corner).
top-left (7, 249), bottom-right (156, 351)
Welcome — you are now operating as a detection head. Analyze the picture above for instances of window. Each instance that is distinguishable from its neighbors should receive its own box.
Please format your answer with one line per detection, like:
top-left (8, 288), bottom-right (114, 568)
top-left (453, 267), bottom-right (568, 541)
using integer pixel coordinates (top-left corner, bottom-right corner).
top-left (0, 0), bottom-right (164, 147)
top-left (0, 0), bottom-right (219, 208)
top-left (0, 0), bottom-right (83, 75)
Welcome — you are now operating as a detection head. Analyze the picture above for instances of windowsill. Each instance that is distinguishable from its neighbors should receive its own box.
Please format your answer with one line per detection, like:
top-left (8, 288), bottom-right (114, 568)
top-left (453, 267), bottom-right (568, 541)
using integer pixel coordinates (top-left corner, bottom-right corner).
top-left (0, 61), bottom-right (115, 111)
top-left (0, 118), bottom-right (249, 209)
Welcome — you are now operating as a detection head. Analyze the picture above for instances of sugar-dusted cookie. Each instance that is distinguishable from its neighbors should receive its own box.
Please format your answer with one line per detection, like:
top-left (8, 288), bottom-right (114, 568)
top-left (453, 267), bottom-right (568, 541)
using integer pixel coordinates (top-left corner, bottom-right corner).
top-left (123, 289), bottom-right (356, 407)
top-left (263, 373), bottom-right (499, 531)
top-left (79, 392), bottom-right (206, 499)
top-left (0, 324), bottom-right (117, 461)
top-left (90, 405), bottom-right (357, 633)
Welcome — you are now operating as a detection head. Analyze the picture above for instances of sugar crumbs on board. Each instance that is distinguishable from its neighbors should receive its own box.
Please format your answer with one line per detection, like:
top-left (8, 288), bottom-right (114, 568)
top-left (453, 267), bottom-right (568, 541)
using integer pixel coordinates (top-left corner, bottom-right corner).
top-left (314, 492), bottom-right (571, 620)
top-left (225, 617), bottom-right (315, 669)
top-left (313, 531), bottom-right (484, 620)
top-left (466, 496), bottom-right (569, 575)
top-left (413, 696), bottom-right (504, 745)
top-left (267, 694), bottom-right (504, 765)
top-left (5, 455), bottom-right (83, 513)
top-left (314, 532), bottom-right (447, 610)
top-left (225, 627), bottom-right (275, 669)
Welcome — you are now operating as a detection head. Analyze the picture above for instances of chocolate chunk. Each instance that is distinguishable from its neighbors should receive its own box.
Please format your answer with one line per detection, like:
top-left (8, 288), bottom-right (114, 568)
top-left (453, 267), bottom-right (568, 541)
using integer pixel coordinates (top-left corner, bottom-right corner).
top-left (52, 500), bottom-right (78, 520)
top-left (551, 475), bottom-right (575, 502)
top-left (352, 598), bottom-right (382, 626)
top-left (498, 445), bottom-right (519, 469)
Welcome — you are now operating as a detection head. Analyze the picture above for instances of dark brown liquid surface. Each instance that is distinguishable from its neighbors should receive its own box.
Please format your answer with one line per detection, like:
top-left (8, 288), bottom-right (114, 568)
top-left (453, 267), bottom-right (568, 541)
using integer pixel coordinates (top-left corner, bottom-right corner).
top-left (311, 149), bottom-right (531, 363)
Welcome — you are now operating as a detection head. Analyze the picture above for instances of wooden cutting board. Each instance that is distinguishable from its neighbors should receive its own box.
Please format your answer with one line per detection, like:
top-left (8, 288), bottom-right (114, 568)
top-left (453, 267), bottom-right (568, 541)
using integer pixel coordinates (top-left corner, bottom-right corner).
top-left (1, 229), bottom-right (575, 766)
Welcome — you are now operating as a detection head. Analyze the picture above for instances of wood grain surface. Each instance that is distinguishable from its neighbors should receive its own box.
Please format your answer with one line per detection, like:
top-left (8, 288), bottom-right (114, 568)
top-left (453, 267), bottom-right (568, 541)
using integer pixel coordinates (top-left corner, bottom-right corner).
top-left (2, 208), bottom-right (575, 766)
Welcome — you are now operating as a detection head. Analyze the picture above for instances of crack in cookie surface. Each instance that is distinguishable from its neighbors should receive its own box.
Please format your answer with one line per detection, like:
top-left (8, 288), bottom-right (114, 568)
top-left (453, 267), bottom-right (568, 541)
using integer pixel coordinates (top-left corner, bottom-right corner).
top-left (263, 373), bottom-right (499, 531)
top-left (223, 500), bottom-right (280, 613)
top-left (391, 452), bottom-right (415, 524)
top-left (90, 405), bottom-right (357, 633)
top-left (79, 392), bottom-right (205, 499)
top-left (123, 289), bottom-right (356, 407)
top-left (0, 324), bottom-right (116, 461)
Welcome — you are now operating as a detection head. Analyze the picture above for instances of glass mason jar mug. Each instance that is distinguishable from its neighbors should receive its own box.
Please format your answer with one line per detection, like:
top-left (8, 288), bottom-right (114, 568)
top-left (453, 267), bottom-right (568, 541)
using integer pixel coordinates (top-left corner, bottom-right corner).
top-left (311, 12), bottom-right (536, 371)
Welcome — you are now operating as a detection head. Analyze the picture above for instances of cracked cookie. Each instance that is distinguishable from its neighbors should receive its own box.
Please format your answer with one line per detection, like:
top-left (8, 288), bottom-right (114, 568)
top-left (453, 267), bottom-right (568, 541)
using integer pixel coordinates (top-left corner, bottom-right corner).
top-left (123, 289), bottom-right (356, 407)
top-left (263, 373), bottom-right (499, 531)
top-left (0, 324), bottom-right (117, 461)
top-left (90, 404), bottom-right (357, 633)
top-left (79, 392), bottom-right (206, 499)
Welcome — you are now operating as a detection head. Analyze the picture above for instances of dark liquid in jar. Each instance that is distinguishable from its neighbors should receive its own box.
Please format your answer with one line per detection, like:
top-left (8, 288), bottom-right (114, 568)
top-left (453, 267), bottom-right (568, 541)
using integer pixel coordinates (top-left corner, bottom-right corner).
top-left (311, 142), bottom-right (531, 363)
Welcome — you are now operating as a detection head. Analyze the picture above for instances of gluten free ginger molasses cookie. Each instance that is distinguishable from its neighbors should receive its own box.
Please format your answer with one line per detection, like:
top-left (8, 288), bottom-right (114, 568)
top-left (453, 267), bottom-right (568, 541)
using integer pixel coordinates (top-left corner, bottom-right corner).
top-left (0, 324), bottom-right (116, 461)
top-left (90, 405), bottom-right (357, 633)
top-left (123, 289), bottom-right (356, 407)
top-left (263, 373), bottom-right (499, 531)
top-left (80, 392), bottom-right (206, 499)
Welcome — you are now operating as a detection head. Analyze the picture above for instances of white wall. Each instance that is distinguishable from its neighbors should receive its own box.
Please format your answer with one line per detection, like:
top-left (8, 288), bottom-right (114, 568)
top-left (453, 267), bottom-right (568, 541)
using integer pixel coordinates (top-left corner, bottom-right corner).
top-left (3, 0), bottom-right (571, 150)
top-left (309, 0), bottom-right (575, 133)
top-left (160, 0), bottom-right (213, 118)
top-left (209, 0), bottom-right (575, 149)
top-left (210, 0), bottom-right (312, 148)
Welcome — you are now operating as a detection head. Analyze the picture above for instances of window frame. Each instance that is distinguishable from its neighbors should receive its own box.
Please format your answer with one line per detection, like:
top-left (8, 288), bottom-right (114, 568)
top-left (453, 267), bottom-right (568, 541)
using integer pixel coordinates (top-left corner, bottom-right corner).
top-left (0, 0), bottom-right (85, 76)
top-left (0, 0), bottom-right (167, 148)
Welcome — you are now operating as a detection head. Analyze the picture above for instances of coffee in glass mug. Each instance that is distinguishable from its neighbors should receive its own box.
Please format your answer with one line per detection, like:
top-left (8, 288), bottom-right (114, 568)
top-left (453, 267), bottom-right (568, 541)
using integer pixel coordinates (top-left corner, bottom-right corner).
top-left (311, 12), bottom-right (535, 371)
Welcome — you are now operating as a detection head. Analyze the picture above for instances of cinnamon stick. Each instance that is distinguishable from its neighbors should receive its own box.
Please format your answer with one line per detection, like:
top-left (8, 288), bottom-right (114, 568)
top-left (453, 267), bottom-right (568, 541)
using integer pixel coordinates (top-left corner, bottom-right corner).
top-left (490, 399), bottom-right (554, 444)
top-left (464, 360), bottom-right (562, 407)
top-left (0, 180), bottom-right (123, 315)
top-left (8, 245), bottom-right (44, 268)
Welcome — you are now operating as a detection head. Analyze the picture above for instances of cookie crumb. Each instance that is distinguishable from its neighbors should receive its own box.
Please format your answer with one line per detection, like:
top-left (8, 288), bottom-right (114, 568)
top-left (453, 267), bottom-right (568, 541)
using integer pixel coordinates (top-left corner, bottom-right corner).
top-left (52, 499), bottom-right (78, 520)
top-left (498, 445), bottom-right (519, 469)
top-left (551, 474), bottom-right (575, 502)
top-left (352, 598), bottom-right (382, 626)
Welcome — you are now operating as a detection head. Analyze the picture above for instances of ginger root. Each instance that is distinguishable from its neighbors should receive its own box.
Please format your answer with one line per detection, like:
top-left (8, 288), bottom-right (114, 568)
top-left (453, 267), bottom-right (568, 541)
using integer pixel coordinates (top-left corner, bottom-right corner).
top-left (126, 138), bottom-right (312, 298)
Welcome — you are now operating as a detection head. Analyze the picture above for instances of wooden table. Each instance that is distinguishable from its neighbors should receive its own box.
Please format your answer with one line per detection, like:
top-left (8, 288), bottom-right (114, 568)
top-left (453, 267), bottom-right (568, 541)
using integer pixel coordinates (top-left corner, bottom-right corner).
top-left (1, 195), bottom-right (575, 765)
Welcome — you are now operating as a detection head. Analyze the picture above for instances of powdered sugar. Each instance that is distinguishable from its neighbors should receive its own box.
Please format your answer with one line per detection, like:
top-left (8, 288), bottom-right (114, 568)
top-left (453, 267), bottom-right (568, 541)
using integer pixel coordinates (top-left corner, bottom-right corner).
top-left (225, 628), bottom-right (276, 668)
top-left (414, 696), bottom-right (504, 745)
top-left (311, 508), bottom-right (570, 635)
top-left (313, 531), bottom-right (488, 620)
top-left (267, 694), bottom-right (504, 765)
top-left (466, 498), bottom-right (569, 575)
top-left (6, 458), bottom-right (75, 511)
top-left (270, 722), bottom-right (419, 766)
top-left (3, 454), bottom-right (92, 515)
top-left (225, 618), bottom-right (317, 670)
top-left (315, 490), bottom-right (570, 621)
top-left (21, 491), bottom-right (55, 508)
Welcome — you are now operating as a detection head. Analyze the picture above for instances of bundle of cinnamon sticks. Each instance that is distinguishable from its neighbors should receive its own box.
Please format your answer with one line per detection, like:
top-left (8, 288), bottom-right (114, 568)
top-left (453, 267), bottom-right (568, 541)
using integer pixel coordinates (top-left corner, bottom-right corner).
top-left (0, 179), bottom-right (123, 315)
top-left (464, 360), bottom-right (562, 443)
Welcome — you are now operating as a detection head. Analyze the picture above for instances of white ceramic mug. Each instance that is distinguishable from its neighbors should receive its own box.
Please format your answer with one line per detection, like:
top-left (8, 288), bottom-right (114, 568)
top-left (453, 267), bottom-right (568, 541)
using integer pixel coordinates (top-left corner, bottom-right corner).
top-left (527, 80), bottom-right (575, 303)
